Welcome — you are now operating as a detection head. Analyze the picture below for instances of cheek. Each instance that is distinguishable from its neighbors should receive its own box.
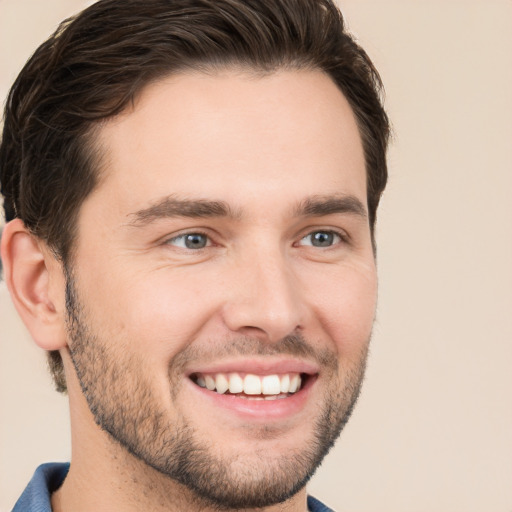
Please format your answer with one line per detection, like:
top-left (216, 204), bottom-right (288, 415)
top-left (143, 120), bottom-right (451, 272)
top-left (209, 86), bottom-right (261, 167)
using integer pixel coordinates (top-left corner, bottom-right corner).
top-left (306, 263), bottom-right (377, 355)
top-left (76, 259), bottom-right (223, 362)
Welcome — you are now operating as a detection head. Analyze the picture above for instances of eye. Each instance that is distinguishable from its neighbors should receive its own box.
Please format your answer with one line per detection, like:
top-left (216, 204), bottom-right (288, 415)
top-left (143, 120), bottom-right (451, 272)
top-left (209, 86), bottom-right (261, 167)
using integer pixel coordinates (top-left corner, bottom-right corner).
top-left (167, 233), bottom-right (210, 249)
top-left (299, 230), bottom-right (343, 248)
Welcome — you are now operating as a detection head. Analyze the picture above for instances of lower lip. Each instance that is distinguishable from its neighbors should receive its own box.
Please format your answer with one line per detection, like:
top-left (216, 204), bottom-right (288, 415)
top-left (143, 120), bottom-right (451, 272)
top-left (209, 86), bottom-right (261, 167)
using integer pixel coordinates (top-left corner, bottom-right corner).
top-left (186, 375), bottom-right (317, 421)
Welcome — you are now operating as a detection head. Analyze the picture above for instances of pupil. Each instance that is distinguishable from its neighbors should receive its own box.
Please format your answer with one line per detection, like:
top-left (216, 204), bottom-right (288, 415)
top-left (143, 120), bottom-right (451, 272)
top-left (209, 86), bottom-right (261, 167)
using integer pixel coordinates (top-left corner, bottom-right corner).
top-left (185, 234), bottom-right (206, 249)
top-left (313, 232), bottom-right (333, 247)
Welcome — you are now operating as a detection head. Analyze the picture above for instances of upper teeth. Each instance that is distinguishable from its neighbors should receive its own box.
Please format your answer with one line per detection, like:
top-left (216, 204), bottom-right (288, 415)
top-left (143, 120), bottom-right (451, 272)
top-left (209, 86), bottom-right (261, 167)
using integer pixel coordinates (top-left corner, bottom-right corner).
top-left (194, 372), bottom-right (302, 395)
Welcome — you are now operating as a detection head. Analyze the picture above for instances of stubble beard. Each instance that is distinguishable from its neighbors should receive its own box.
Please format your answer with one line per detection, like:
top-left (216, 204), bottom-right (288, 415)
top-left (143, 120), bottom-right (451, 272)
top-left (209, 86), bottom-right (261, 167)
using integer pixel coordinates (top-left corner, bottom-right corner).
top-left (64, 273), bottom-right (369, 510)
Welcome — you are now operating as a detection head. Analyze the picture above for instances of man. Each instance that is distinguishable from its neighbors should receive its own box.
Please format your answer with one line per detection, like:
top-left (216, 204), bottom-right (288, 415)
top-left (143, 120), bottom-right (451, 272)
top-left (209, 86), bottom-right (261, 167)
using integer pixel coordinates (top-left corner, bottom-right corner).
top-left (0, 0), bottom-right (389, 510)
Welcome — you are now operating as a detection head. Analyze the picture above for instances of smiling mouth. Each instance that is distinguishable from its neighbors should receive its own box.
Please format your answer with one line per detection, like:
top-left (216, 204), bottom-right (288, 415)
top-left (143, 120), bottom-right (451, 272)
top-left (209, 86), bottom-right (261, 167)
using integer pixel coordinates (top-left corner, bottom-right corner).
top-left (190, 372), bottom-right (311, 400)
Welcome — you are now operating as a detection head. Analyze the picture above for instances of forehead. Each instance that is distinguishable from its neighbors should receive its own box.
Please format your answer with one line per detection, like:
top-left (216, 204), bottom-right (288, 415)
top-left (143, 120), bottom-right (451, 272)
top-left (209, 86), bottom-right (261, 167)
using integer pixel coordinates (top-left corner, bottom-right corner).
top-left (86, 69), bottom-right (366, 220)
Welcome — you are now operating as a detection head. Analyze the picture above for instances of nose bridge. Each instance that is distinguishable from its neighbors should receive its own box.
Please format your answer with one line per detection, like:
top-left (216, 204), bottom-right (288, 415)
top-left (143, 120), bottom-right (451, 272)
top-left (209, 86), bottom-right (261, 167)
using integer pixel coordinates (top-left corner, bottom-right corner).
top-left (223, 241), bottom-right (304, 341)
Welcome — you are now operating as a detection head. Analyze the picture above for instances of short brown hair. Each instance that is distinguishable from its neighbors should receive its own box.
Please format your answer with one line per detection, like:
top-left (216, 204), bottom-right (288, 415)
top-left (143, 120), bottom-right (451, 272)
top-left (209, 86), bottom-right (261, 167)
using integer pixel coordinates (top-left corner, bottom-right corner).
top-left (0, 0), bottom-right (390, 392)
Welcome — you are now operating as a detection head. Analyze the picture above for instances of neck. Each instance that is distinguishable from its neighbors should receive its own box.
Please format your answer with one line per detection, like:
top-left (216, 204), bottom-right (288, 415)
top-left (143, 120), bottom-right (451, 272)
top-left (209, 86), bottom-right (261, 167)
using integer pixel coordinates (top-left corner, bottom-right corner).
top-left (51, 449), bottom-right (308, 512)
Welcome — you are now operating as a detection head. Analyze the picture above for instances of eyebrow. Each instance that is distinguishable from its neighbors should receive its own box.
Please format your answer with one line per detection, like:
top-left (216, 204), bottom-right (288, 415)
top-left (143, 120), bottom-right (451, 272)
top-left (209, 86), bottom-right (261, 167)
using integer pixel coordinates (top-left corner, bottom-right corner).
top-left (127, 193), bottom-right (367, 227)
top-left (128, 195), bottom-right (240, 226)
top-left (294, 194), bottom-right (368, 219)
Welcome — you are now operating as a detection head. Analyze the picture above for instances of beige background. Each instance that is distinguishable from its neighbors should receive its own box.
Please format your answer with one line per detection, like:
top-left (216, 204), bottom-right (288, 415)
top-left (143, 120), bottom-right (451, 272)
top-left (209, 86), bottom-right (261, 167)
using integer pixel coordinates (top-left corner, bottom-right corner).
top-left (1, 1), bottom-right (511, 511)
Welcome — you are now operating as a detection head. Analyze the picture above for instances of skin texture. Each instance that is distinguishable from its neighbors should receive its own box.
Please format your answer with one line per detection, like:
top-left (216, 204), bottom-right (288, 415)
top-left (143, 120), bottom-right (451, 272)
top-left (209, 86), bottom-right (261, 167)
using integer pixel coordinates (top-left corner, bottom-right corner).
top-left (3, 69), bottom-right (377, 512)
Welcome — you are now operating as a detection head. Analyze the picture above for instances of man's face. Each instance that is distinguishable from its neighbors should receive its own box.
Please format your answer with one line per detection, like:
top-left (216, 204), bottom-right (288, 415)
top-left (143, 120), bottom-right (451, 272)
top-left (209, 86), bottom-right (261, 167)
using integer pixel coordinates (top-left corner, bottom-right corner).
top-left (65, 69), bottom-right (377, 508)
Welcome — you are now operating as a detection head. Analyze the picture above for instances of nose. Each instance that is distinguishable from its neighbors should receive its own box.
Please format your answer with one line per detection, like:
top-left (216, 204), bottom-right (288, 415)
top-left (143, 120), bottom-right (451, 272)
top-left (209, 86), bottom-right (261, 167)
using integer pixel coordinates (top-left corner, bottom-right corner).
top-left (221, 246), bottom-right (306, 342)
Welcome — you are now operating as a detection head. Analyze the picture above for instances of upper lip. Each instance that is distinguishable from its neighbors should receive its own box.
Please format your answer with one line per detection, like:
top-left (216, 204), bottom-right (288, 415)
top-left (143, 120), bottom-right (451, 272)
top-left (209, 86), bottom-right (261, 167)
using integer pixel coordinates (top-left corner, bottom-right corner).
top-left (185, 357), bottom-right (319, 377)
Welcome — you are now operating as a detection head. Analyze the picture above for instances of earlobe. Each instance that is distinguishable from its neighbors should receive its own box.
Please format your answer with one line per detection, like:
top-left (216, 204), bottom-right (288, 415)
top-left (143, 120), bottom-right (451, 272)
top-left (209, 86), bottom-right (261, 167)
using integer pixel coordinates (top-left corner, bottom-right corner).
top-left (1, 219), bottom-right (68, 351)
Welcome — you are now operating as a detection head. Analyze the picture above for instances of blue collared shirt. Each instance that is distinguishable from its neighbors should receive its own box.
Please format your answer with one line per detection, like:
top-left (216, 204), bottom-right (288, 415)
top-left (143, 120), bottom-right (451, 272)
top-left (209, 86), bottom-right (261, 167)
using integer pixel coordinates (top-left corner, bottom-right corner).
top-left (12, 463), bottom-right (334, 511)
top-left (12, 463), bottom-right (69, 512)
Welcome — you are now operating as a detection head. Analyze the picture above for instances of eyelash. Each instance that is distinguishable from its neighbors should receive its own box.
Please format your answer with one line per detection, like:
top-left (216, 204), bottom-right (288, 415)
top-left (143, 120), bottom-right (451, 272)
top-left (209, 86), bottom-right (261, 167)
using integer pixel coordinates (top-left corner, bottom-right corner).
top-left (296, 229), bottom-right (349, 248)
top-left (165, 231), bottom-right (212, 250)
top-left (165, 228), bottom-right (349, 251)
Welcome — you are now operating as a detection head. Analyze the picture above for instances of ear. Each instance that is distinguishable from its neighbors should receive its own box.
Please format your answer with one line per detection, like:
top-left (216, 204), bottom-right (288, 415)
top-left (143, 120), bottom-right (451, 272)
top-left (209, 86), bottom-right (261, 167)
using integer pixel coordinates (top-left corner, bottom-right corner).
top-left (1, 219), bottom-right (68, 350)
